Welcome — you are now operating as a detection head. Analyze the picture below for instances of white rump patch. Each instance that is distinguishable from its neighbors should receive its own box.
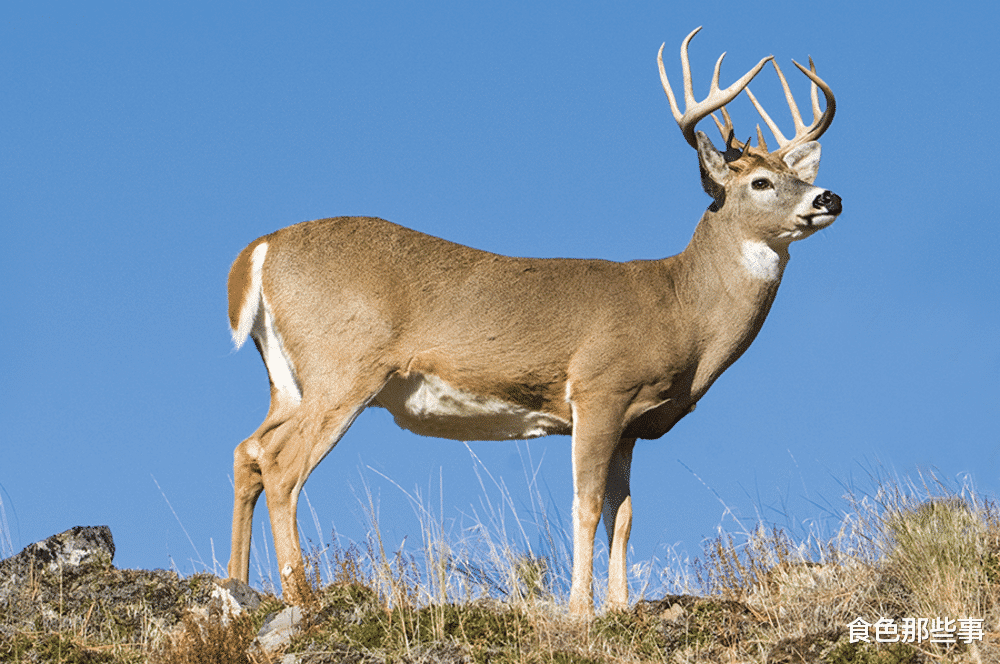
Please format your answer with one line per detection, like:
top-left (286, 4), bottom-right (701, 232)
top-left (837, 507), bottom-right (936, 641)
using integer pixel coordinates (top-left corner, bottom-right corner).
top-left (250, 289), bottom-right (302, 404)
top-left (740, 240), bottom-right (783, 281)
top-left (374, 373), bottom-right (568, 441)
top-left (233, 241), bottom-right (301, 403)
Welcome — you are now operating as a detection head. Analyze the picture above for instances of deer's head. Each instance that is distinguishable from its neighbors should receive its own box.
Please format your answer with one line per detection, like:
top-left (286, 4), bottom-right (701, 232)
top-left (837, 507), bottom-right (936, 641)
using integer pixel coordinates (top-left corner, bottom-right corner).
top-left (658, 28), bottom-right (842, 249)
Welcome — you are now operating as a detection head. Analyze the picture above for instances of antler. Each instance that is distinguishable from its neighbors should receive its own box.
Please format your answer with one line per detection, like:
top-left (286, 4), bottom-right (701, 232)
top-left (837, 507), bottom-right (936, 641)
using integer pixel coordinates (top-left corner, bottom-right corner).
top-left (658, 27), bottom-right (772, 150)
top-left (743, 57), bottom-right (836, 156)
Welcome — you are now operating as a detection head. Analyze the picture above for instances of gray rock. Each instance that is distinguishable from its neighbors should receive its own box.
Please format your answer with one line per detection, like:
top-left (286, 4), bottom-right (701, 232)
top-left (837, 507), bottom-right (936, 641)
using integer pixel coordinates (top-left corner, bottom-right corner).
top-left (198, 578), bottom-right (263, 628)
top-left (219, 576), bottom-right (262, 612)
top-left (0, 525), bottom-right (115, 605)
top-left (0, 526), bottom-right (224, 645)
top-left (0, 524), bottom-right (114, 578)
top-left (256, 604), bottom-right (305, 652)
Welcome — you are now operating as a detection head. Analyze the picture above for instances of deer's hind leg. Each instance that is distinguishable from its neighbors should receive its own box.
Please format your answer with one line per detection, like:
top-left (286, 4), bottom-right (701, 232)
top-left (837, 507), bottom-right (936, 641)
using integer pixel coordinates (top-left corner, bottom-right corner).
top-left (228, 395), bottom-right (298, 585)
top-left (228, 357), bottom-right (391, 602)
top-left (258, 380), bottom-right (387, 603)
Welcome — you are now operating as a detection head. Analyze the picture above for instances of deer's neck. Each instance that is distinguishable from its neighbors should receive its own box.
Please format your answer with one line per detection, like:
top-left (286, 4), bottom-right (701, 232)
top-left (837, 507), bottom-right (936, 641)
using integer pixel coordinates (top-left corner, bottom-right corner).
top-left (670, 210), bottom-right (791, 395)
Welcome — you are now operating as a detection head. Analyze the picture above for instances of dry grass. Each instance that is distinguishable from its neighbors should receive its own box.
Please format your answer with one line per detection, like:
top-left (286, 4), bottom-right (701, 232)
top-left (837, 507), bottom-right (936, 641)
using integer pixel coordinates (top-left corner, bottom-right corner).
top-left (6, 459), bottom-right (1000, 663)
top-left (688, 470), bottom-right (1000, 662)
top-left (149, 612), bottom-right (260, 664)
top-left (221, 466), bottom-right (999, 662)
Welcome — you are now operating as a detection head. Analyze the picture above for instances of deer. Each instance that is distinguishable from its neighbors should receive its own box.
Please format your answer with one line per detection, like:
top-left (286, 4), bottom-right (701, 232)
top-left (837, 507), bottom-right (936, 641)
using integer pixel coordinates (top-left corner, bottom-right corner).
top-left (225, 27), bottom-right (840, 616)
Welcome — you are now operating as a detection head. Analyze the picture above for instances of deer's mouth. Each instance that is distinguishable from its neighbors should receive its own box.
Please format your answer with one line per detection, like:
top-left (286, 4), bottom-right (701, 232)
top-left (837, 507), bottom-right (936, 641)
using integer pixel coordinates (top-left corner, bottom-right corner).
top-left (797, 213), bottom-right (837, 229)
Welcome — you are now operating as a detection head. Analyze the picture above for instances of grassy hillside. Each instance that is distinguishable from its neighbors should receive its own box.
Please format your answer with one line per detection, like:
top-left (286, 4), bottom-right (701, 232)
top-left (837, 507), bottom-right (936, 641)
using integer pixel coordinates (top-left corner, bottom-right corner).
top-left (2, 471), bottom-right (998, 663)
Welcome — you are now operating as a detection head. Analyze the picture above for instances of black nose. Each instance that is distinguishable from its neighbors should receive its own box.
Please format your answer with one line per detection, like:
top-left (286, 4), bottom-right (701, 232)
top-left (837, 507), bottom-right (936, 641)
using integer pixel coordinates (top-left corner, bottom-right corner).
top-left (813, 190), bottom-right (842, 216)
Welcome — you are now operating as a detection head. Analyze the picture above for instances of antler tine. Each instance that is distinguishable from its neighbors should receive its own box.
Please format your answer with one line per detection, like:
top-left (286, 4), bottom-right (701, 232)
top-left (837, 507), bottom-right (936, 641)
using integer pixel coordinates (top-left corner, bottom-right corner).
top-left (756, 124), bottom-right (769, 153)
top-left (745, 56), bottom-right (836, 155)
top-left (657, 42), bottom-right (684, 125)
top-left (773, 59), bottom-right (807, 139)
top-left (681, 28), bottom-right (699, 111)
top-left (712, 107), bottom-right (763, 154)
top-left (709, 107), bottom-right (755, 162)
top-left (658, 27), bottom-right (772, 149)
top-left (791, 57), bottom-right (836, 146)
top-left (807, 57), bottom-right (822, 124)
top-left (744, 85), bottom-right (789, 146)
top-left (711, 107), bottom-right (735, 144)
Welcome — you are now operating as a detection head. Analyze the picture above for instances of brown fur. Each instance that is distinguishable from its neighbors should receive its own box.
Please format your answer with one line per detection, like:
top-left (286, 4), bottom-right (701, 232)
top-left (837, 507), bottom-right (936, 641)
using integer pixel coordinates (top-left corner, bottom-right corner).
top-left (225, 39), bottom-right (840, 617)
top-left (226, 240), bottom-right (256, 332)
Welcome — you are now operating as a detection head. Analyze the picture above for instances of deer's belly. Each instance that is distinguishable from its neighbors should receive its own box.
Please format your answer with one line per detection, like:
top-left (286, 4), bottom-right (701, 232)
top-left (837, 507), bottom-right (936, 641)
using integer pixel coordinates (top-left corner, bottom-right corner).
top-left (373, 373), bottom-right (570, 441)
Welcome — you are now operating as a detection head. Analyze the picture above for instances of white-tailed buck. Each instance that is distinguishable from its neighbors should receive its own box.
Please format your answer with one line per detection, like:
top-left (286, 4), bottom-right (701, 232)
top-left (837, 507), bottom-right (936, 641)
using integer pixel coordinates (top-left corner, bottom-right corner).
top-left (226, 27), bottom-right (840, 615)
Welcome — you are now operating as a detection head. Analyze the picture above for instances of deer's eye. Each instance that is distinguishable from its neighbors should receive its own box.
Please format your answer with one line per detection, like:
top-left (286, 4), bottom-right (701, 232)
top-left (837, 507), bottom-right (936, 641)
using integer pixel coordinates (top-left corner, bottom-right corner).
top-left (751, 178), bottom-right (773, 190)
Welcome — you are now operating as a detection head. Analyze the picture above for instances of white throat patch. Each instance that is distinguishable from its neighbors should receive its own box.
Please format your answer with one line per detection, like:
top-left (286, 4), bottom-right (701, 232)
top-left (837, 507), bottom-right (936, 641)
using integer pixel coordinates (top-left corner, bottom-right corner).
top-left (740, 240), bottom-right (783, 281)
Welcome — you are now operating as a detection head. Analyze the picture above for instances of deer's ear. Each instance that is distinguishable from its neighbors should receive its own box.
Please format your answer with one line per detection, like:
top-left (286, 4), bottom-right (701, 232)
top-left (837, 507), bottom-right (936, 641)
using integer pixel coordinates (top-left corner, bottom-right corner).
top-left (696, 131), bottom-right (729, 201)
top-left (783, 141), bottom-right (821, 184)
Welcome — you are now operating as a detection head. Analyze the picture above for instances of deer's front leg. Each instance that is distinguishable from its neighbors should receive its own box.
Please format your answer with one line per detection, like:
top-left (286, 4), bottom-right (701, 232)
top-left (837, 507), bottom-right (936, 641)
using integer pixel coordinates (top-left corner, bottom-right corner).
top-left (602, 437), bottom-right (635, 611)
top-left (568, 402), bottom-right (626, 617)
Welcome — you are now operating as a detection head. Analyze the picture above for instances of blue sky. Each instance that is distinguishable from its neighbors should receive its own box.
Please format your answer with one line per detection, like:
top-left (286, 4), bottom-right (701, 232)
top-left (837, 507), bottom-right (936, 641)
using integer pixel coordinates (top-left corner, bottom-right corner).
top-left (3, 2), bottom-right (997, 595)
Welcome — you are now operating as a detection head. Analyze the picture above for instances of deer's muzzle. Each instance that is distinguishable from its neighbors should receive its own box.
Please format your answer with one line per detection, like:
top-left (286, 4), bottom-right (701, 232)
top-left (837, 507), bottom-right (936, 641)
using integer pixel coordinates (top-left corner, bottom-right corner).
top-left (813, 190), bottom-right (842, 216)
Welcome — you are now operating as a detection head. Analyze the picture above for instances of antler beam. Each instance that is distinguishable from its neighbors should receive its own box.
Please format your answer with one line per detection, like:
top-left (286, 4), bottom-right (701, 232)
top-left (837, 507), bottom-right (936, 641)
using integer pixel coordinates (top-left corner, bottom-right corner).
top-left (744, 57), bottom-right (836, 156)
top-left (657, 26), bottom-right (772, 149)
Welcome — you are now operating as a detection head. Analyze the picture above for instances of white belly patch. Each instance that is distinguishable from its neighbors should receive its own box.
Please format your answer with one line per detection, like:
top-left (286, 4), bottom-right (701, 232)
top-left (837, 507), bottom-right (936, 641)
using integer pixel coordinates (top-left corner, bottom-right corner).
top-left (373, 373), bottom-right (568, 441)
